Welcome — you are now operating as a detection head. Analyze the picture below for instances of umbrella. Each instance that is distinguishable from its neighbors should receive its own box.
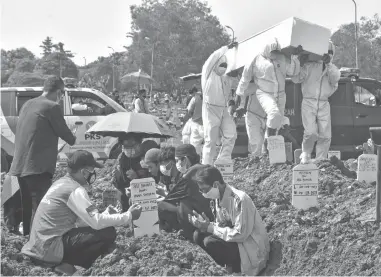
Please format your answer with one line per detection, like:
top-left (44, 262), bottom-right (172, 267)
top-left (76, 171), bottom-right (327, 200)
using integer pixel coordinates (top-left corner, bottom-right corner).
top-left (120, 69), bottom-right (154, 89)
top-left (87, 112), bottom-right (173, 138)
top-left (179, 73), bottom-right (202, 81)
top-left (1, 175), bottom-right (19, 205)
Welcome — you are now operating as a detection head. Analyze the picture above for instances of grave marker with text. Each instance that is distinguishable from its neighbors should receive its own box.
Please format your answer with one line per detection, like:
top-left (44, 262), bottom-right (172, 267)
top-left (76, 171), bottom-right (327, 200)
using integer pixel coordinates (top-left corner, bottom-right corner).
top-left (267, 135), bottom-right (286, 164)
top-left (292, 163), bottom-right (319, 210)
top-left (357, 154), bottom-right (377, 184)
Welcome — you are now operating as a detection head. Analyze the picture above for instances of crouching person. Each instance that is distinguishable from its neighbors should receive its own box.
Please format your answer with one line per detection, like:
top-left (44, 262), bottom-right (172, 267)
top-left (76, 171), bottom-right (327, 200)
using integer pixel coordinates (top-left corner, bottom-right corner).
top-left (21, 150), bottom-right (142, 275)
top-left (190, 165), bottom-right (270, 275)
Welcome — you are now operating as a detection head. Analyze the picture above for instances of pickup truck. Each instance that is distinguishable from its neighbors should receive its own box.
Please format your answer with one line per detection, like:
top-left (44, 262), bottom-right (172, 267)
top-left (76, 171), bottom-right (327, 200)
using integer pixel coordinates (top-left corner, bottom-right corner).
top-left (181, 71), bottom-right (381, 160)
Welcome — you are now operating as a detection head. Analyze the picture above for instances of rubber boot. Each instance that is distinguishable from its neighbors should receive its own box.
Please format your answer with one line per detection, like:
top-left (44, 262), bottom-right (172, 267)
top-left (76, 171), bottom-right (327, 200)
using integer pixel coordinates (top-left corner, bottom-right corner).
top-left (264, 128), bottom-right (277, 155)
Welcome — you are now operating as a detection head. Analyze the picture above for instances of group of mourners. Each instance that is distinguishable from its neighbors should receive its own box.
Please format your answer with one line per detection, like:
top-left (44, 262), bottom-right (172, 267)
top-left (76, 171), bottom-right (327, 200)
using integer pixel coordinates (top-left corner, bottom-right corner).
top-left (2, 33), bottom-right (341, 275)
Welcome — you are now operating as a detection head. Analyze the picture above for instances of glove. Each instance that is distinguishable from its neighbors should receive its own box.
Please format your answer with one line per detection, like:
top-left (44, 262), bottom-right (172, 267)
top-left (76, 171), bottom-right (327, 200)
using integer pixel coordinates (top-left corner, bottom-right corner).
top-left (322, 53), bottom-right (331, 64)
top-left (228, 105), bottom-right (236, 117)
top-left (228, 41), bottom-right (238, 49)
top-left (292, 45), bottom-right (304, 55)
top-left (235, 107), bottom-right (246, 118)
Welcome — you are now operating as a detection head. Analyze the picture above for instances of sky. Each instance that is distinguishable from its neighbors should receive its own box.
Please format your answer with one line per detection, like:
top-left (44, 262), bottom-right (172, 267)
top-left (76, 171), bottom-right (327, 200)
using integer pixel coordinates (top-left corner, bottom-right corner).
top-left (1, 0), bottom-right (380, 66)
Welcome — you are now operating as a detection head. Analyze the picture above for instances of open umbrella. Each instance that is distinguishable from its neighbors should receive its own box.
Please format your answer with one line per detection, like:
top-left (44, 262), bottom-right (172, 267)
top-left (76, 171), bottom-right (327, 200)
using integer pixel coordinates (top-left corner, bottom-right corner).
top-left (120, 69), bottom-right (153, 89)
top-left (86, 112), bottom-right (173, 139)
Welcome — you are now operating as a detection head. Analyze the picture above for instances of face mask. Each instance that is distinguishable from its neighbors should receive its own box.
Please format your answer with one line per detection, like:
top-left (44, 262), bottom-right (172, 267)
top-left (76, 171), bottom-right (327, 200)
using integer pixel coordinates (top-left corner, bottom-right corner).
top-left (142, 95), bottom-right (147, 99)
top-left (57, 90), bottom-right (64, 103)
top-left (82, 169), bottom-right (96, 185)
top-left (160, 163), bottom-right (172, 176)
top-left (216, 66), bottom-right (227, 76)
top-left (176, 157), bottom-right (188, 174)
top-left (202, 187), bottom-right (220, 199)
top-left (269, 51), bottom-right (278, 60)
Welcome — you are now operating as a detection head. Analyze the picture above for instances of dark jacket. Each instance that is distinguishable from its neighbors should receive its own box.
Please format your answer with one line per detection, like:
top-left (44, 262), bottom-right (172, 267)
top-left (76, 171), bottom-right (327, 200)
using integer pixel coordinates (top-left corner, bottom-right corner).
top-left (112, 153), bottom-right (150, 192)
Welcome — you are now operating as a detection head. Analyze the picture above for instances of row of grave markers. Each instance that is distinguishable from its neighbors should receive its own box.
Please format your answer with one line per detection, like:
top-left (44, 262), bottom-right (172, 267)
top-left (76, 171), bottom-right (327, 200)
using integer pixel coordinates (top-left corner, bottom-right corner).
top-left (101, 139), bottom-right (378, 236)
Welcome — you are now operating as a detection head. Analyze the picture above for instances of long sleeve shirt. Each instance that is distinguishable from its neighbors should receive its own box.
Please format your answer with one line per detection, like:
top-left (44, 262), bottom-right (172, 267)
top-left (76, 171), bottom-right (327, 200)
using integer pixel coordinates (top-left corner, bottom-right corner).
top-left (10, 96), bottom-right (76, 177)
top-left (206, 185), bottom-right (270, 275)
top-left (22, 176), bottom-right (132, 265)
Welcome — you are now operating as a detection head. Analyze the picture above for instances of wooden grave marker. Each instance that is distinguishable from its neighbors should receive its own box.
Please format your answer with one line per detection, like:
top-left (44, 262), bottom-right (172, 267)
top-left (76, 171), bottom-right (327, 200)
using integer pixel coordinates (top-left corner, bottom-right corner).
top-left (294, 149), bottom-right (302, 164)
top-left (357, 154), bottom-right (377, 183)
top-left (292, 163), bottom-right (319, 210)
top-left (130, 178), bottom-right (160, 237)
top-left (285, 142), bottom-right (293, 162)
top-left (214, 160), bottom-right (234, 184)
top-left (267, 135), bottom-right (286, 164)
top-left (328, 150), bottom-right (341, 160)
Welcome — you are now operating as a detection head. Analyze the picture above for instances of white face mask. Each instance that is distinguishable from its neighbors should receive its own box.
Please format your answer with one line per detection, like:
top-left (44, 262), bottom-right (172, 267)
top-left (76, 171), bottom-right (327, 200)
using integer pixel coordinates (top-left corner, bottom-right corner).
top-left (202, 187), bottom-right (220, 199)
top-left (160, 163), bottom-right (172, 176)
top-left (216, 66), bottom-right (227, 76)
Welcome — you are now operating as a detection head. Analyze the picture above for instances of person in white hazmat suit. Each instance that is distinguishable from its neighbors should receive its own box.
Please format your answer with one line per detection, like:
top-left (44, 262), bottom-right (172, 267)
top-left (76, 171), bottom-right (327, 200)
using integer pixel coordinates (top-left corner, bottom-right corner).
top-left (236, 38), bottom-right (302, 139)
top-left (235, 82), bottom-right (267, 159)
top-left (291, 41), bottom-right (341, 163)
top-left (201, 42), bottom-right (239, 165)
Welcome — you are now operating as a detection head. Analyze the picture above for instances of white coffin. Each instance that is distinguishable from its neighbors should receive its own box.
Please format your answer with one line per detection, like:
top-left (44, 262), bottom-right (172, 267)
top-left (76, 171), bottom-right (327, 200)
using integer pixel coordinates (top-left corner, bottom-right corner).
top-left (225, 17), bottom-right (331, 73)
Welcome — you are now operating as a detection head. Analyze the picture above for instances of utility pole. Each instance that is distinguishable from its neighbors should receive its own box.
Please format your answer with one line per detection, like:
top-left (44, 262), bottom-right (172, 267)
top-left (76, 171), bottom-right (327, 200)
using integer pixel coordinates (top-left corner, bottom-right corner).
top-left (145, 37), bottom-right (155, 101)
top-left (352, 0), bottom-right (359, 69)
top-left (83, 57), bottom-right (86, 66)
top-left (59, 53), bottom-right (63, 78)
top-left (108, 46), bottom-right (115, 91)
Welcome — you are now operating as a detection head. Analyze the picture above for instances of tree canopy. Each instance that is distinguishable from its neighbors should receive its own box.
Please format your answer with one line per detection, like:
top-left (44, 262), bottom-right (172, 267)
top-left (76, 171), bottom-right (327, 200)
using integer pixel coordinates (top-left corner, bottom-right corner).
top-left (124, 0), bottom-right (231, 91)
top-left (332, 14), bottom-right (381, 80)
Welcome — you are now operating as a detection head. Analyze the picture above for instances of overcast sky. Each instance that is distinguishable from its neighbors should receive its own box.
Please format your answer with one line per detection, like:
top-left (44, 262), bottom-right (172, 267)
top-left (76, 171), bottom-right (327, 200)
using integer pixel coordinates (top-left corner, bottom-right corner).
top-left (1, 0), bottom-right (380, 65)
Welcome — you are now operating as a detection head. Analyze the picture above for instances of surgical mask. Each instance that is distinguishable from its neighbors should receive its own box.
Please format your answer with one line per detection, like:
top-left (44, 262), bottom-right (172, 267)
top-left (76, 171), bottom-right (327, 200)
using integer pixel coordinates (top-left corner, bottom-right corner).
top-left (160, 162), bottom-right (172, 176)
top-left (57, 89), bottom-right (64, 103)
top-left (202, 187), bottom-right (220, 199)
top-left (216, 66), bottom-right (227, 76)
top-left (82, 169), bottom-right (96, 185)
top-left (328, 50), bottom-right (334, 60)
top-left (176, 162), bottom-right (187, 174)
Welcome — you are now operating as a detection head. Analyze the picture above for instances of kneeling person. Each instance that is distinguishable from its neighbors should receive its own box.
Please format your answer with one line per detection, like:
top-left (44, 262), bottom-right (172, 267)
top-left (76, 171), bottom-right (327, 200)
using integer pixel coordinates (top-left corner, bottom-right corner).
top-left (190, 165), bottom-right (270, 275)
top-left (22, 150), bottom-right (142, 275)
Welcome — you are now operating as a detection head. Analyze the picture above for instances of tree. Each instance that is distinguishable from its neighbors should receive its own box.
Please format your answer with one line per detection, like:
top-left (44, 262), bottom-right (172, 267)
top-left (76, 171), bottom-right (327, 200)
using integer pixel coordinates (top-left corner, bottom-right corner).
top-left (332, 14), bottom-right (381, 80)
top-left (124, 0), bottom-right (231, 91)
top-left (15, 58), bottom-right (36, 72)
top-left (40, 36), bottom-right (54, 57)
top-left (53, 42), bottom-right (75, 58)
top-left (34, 52), bottom-right (78, 78)
top-left (6, 72), bottom-right (48, 87)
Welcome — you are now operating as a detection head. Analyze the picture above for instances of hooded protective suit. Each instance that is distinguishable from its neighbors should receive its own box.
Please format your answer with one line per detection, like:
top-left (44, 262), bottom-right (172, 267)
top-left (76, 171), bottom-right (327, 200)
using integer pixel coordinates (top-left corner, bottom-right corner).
top-left (236, 38), bottom-right (300, 132)
top-left (291, 41), bottom-right (340, 162)
top-left (238, 83), bottom-right (267, 157)
top-left (201, 46), bottom-right (236, 165)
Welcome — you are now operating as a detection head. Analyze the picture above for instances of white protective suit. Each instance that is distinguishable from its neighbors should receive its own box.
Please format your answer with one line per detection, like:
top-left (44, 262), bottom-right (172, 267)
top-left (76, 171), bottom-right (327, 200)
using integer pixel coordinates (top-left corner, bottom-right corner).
top-left (201, 46), bottom-right (237, 165)
top-left (236, 38), bottom-right (300, 131)
top-left (291, 42), bottom-right (340, 162)
top-left (238, 82), bottom-right (267, 157)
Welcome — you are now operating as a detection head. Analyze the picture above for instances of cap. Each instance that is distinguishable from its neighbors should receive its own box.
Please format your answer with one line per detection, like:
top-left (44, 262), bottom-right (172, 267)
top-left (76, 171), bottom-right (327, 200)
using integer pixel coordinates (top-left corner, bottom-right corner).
top-left (67, 150), bottom-right (104, 171)
top-left (145, 148), bottom-right (161, 164)
top-left (175, 144), bottom-right (197, 158)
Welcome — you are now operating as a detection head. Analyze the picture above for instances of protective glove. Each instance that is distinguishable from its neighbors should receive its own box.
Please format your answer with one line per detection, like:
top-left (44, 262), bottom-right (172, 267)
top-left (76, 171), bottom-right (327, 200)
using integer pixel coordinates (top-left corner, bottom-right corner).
top-left (228, 41), bottom-right (238, 49)
top-left (322, 53), bottom-right (331, 64)
top-left (228, 105), bottom-right (236, 117)
top-left (234, 107), bottom-right (246, 118)
top-left (292, 45), bottom-right (304, 55)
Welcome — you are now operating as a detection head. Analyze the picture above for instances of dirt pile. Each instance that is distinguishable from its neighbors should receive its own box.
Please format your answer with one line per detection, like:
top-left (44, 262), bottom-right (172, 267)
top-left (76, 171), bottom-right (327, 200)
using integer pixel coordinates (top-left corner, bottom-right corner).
top-left (232, 156), bottom-right (381, 276)
top-left (2, 156), bottom-right (381, 276)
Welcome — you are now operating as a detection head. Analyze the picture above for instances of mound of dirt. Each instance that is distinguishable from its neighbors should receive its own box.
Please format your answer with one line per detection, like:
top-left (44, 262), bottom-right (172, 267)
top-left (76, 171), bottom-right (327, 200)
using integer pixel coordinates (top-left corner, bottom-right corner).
top-left (232, 156), bottom-right (381, 276)
top-left (2, 156), bottom-right (381, 276)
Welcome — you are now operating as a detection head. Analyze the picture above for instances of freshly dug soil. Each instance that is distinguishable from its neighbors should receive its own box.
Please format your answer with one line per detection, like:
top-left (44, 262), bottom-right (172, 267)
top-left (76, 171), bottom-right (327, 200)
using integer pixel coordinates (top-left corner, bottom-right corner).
top-left (2, 156), bottom-right (381, 276)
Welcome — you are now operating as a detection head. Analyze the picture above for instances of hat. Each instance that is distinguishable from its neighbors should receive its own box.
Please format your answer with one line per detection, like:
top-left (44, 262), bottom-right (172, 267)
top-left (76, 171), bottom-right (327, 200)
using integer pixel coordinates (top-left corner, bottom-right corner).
top-left (67, 150), bottom-right (104, 171)
top-left (145, 148), bottom-right (161, 164)
top-left (175, 144), bottom-right (197, 158)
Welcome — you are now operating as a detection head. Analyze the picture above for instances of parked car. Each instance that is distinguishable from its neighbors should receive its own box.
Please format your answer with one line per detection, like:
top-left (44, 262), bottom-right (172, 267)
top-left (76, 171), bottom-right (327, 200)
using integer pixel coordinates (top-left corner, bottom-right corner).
top-left (1, 86), bottom-right (127, 166)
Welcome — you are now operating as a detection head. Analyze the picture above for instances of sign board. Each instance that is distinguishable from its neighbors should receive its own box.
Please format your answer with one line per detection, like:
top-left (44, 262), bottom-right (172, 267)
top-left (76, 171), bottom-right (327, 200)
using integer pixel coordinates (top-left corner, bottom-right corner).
top-left (267, 135), bottom-right (286, 164)
top-left (214, 160), bottom-right (234, 184)
top-left (130, 178), bottom-right (160, 237)
top-left (285, 142), bottom-right (293, 162)
top-left (328, 150), bottom-right (341, 160)
top-left (294, 149), bottom-right (302, 164)
top-left (292, 163), bottom-right (319, 210)
top-left (357, 154), bottom-right (377, 184)
top-left (102, 190), bottom-right (118, 207)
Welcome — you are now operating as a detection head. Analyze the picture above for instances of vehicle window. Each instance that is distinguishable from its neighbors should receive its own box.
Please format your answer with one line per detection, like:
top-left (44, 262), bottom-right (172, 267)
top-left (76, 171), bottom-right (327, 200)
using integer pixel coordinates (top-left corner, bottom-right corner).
top-left (353, 84), bottom-right (381, 107)
top-left (1, 92), bottom-right (14, 116)
top-left (69, 91), bottom-right (116, 116)
top-left (17, 95), bottom-right (36, 115)
top-left (329, 83), bottom-right (347, 106)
